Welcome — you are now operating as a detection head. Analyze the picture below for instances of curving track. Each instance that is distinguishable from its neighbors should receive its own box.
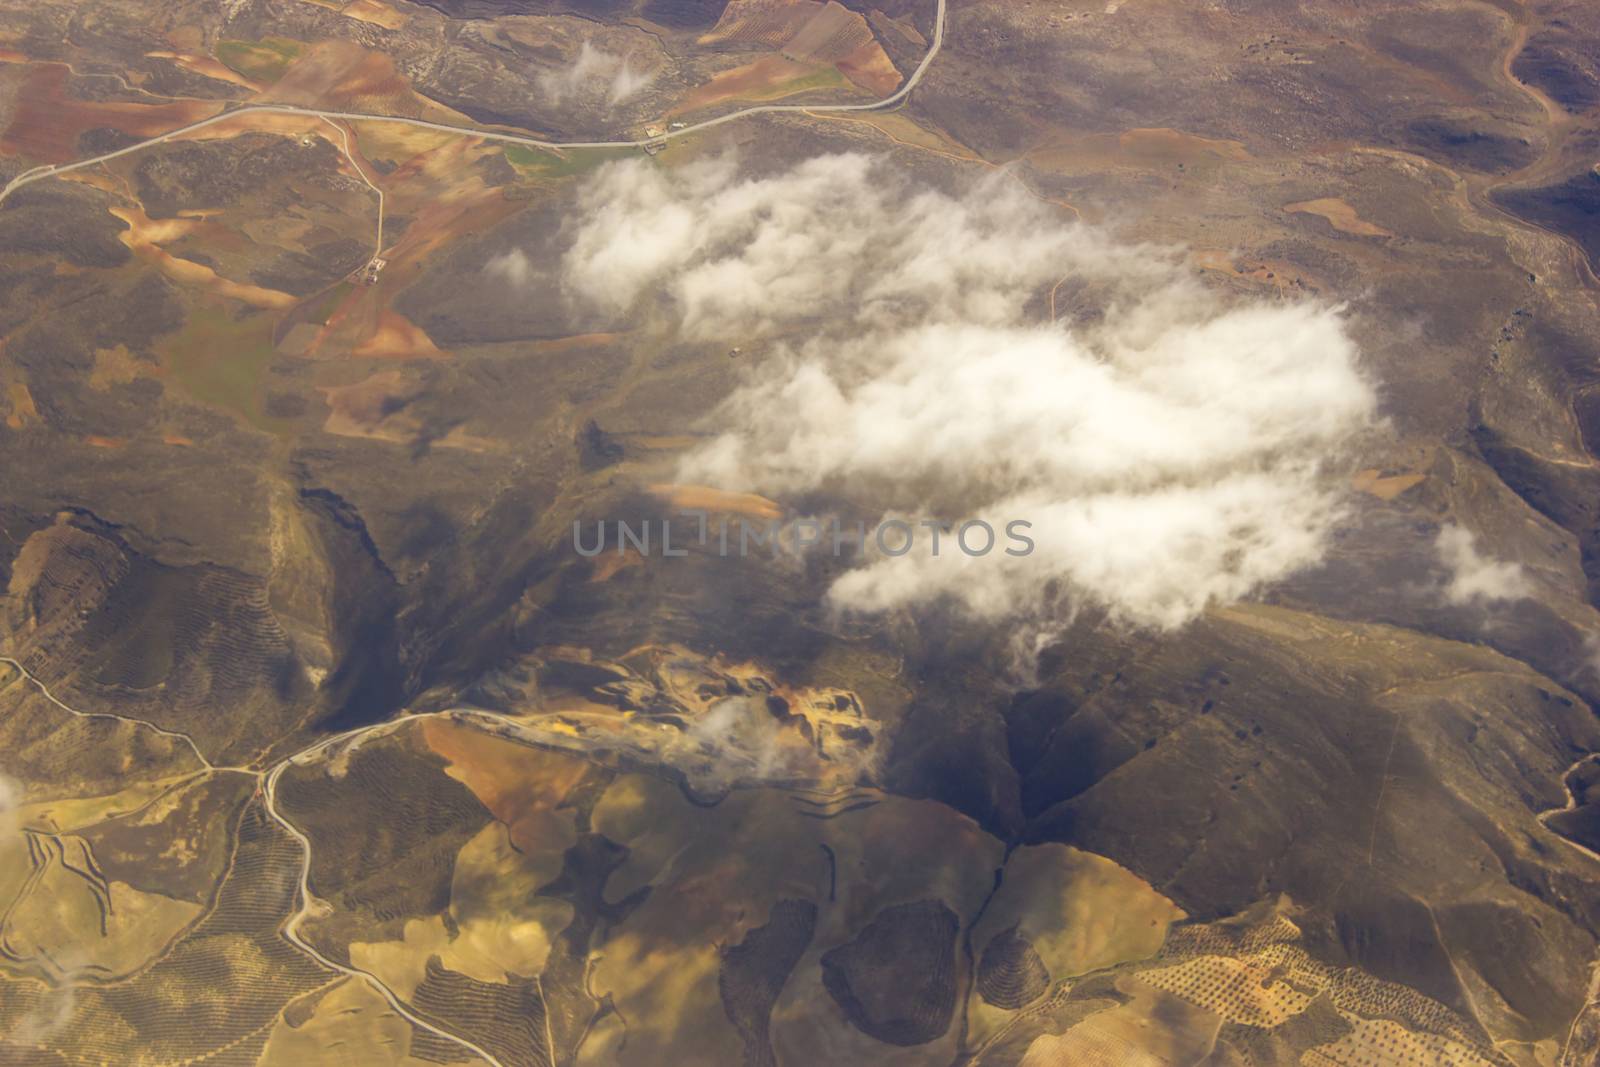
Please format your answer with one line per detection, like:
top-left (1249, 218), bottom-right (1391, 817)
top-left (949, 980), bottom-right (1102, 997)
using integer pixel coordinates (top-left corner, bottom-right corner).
top-left (0, 2), bottom-right (953, 1059)
top-left (0, 0), bottom-right (946, 210)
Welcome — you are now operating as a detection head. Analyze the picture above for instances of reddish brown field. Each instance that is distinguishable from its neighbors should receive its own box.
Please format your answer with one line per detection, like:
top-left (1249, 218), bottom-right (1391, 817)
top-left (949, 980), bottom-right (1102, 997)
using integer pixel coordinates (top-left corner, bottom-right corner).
top-left (259, 40), bottom-right (467, 125)
top-left (702, 0), bottom-right (817, 48)
top-left (670, 55), bottom-right (820, 116)
top-left (317, 368), bottom-right (415, 440)
top-left (836, 38), bottom-right (902, 95)
top-left (421, 719), bottom-right (597, 852)
top-left (339, 0), bottom-right (409, 29)
top-left (144, 50), bottom-right (261, 92)
top-left (110, 204), bottom-right (299, 310)
top-left (696, 0), bottom-right (901, 98)
top-left (351, 307), bottom-right (446, 359)
top-left (0, 62), bottom-right (222, 163)
top-left (5, 381), bottom-right (38, 429)
top-left (290, 127), bottom-right (528, 360)
top-left (648, 484), bottom-right (783, 521)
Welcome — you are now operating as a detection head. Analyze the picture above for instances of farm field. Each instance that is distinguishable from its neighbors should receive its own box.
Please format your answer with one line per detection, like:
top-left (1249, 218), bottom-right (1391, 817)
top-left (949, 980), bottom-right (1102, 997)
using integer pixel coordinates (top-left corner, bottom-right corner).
top-left (3, 0), bottom-right (1600, 1062)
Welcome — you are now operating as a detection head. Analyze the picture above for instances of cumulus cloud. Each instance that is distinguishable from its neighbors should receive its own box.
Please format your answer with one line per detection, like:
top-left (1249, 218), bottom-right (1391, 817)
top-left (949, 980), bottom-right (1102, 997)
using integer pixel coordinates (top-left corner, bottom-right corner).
top-left (560, 153), bottom-right (1379, 630)
top-left (564, 153), bottom-right (1161, 339)
top-left (1435, 524), bottom-right (1530, 605)
top-left (538, 42), bottom-right (654, 108)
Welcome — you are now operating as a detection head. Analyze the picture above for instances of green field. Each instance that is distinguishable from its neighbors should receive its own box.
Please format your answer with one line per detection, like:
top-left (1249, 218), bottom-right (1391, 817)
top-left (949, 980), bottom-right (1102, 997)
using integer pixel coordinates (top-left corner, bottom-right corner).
top-left (502, 145), bottom-right (628, 181)
top-left (216, 37), bottom-right (304, 84)
top-left (751, 65), bottom-right (851, 101)
top-left (306, 281), bottom-right (353, 326)
top-left (161, 306), bottom-right (294, 435)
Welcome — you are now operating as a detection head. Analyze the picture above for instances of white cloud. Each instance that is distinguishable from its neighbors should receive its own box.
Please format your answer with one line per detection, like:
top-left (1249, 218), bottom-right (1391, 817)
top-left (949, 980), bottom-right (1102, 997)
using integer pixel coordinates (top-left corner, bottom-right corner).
top-left (538, 42), bottom-right (655, 108)
top-left (8, 985), bottom-right (75, 1045)
top-left (1435, 524), bottom-right (1530, 605)
top-left (687, 696), bottom-right (795, 778)
top-left (0, 772), bottom-right (19, 838)
top-left (609, 61), bottom-right (652, 105)
top-left (560, 153), bottom-right (1379, 630)
top-left (1582, 634), bottom-right (1600, 683)
top-left (486, 247), bottom-right (535, 287)
top-left (564, 154), bottom-right (1159, 339)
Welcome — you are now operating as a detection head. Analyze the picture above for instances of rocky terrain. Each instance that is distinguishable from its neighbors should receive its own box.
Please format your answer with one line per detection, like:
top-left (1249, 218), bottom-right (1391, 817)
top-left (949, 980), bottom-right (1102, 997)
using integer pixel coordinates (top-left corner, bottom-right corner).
top-left (1, 0), bottom-right (1600, 1063)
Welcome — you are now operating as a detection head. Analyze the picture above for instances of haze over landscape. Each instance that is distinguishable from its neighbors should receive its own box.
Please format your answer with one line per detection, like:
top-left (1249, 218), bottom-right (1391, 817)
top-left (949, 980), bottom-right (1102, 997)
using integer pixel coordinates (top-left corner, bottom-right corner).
top-left (2, 0), bottom-right (1600, 1064)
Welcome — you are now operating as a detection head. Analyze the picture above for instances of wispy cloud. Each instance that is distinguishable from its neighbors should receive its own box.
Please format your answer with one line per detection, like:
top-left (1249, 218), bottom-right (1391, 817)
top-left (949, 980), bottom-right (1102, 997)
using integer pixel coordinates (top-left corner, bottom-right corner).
top-left (7, 985), bottom-right (76, 1045)
top-left (0, 772), bottom-right (19, 839)
top-left (538, 42), bottom-right (655, 108)
top-left (687, 696), bottom-right (795, 778)
top-left (1435, 524), bottom-right (1530, 605)
top-left (486, 247), bottom-right (535, 287)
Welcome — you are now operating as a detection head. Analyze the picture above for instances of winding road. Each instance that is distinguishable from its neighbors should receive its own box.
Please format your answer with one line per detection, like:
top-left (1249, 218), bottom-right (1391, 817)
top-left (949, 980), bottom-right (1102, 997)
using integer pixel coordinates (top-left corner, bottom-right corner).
top-left (3, 646), bottom-right (700, 1065)
top-left (320, 116), bottom-right (386, 257)
top-left (0, 656), bottom-right (216, 771)
top-left (260, 732), bottom-right (507, 1067)
top-left (0, 656), bottom-right (533, 1065)
top-left (0, 3), bottom-right (953, 1059)
top-left (0, 0), bottom-right (946, 211)
top-left (5, 642), bottom-right (678, 1063)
